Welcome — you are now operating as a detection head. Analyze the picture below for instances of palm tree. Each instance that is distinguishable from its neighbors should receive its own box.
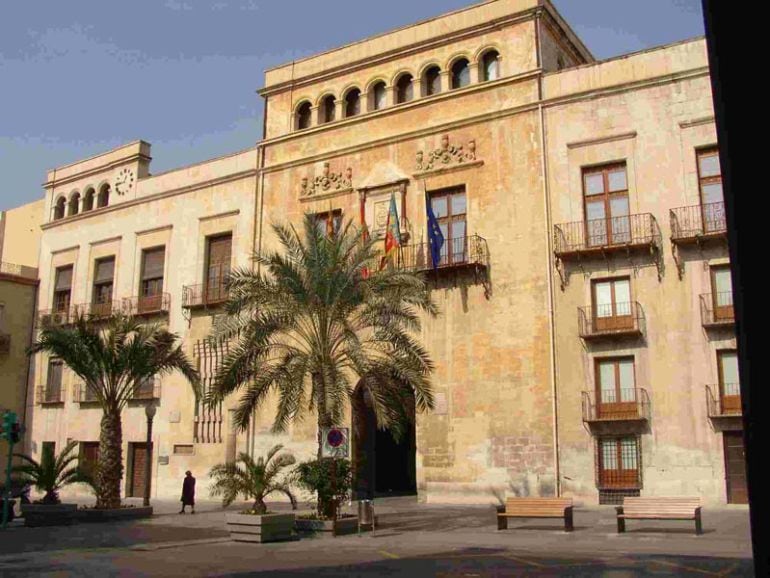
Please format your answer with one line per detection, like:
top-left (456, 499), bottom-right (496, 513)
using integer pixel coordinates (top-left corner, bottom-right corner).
top-left (28, 314), bottom-right (200, 509)
top-left (208, 444), bottom-right (298, 514)
top-left (12, 440), bottom-right (92, 504)
top-left (208, 213), bottom-right (437, 460)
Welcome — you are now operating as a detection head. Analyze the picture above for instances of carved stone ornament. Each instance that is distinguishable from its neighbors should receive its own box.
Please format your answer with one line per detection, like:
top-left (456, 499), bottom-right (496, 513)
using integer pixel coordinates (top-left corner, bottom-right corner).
top-left (416, 134), bottom-right (477, 172)
top-left (301, 162), bottom-right (353, 197)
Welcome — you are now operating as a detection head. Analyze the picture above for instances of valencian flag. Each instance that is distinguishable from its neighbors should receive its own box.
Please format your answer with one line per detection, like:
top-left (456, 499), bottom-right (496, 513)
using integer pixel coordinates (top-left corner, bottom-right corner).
top-left (360, 196), bottom-right (371, 279)
top-left (380, 192), bottom-right (401, 269)
top-left (425, 190), bottom-right (444, 270)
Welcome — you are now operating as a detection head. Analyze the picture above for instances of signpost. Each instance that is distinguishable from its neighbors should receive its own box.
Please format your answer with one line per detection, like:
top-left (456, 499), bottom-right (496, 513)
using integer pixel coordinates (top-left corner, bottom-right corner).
top-left (321, 427), bottom-right (349, 537)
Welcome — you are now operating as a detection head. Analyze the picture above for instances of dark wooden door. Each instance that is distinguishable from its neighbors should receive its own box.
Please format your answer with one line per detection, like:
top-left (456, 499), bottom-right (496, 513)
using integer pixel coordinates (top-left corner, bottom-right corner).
top-left (129, 443), bottom-right (149, 498)
top-left (723, 432), bottom-right (748, 504)
top-left (80, 442), bottom-right (100, 478)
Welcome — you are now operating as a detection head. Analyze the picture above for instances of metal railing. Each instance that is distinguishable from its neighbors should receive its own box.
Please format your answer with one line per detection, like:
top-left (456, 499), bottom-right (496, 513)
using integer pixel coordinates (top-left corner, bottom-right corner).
top-left (36, 308), bottom-right (76, 328)
top-left (554, 213), bottom-right (661, 256)
top-left (394, 234), bottom-right (489, 272)
top-left (706, 383), bottom-right (742, 417)
top-left (670, 202), bottom-right (727, 241)
top-left (121, 293), bottom-right (171, 316)
top-left (74, 300), bottom-right (118, 320)
top-left (699, 292), bottom-right (734, 327)
top-left (582, 388), bottom-right (650, 422)
top-left (131, 378), bottom-right (161, 401)
top-left (578, 302), bottom-right (645, 339)
top-left (0, 261), bottom-right (38, 280)
top-left (182, 281), bottom-right (230, 308)
top-left (73, 384), bottom-right (100, 404)
top-left (36, 384), bottom-right (65, 405)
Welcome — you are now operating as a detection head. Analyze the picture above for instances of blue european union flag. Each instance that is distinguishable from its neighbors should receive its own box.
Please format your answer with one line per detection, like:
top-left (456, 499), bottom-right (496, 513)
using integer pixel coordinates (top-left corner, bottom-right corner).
top-left (425, 191), bottom-right (444, 270)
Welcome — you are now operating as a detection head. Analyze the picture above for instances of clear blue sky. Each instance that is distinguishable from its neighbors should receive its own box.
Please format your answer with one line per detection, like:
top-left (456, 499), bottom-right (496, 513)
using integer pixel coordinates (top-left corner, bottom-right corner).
top-left (0, 0), bottom-right (705, 211)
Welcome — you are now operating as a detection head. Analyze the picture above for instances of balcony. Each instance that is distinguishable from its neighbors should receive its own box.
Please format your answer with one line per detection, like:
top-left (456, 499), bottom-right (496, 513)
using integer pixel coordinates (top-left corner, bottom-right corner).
top-left (700, 293), bottom-right (734, 328)
top-left (74, 300), bottom-right (118, 320)
top-left (706, 383), bottom-right (742, 418)
top-left (0, 333), bottom-right (10, 354)
top-left (670, 202), bottom-right (727, 244)
top-left (121, 293), bottom-right (171, 317)
top-left (130, 378), bottom-right (161, 401)
top-left (36, 308), bottom-right (76, 329)
top-left (36, 384), bottom-right (65, 405)
top-left (396, 234), bottom-right (489, 273)
top-left (554, 213), bottom-right (662, 259)
top-left (73, 384), bottom-right (100, 405)
top-left (582, 389), bottom-right (651, 424)
top-left (182, 282), bottom-right (230, 309)
top-left (578, 302), bottom-right (645, 340)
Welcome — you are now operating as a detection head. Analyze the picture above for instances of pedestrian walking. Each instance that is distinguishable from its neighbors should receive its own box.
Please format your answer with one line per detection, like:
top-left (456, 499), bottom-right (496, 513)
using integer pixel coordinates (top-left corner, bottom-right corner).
top-left (179, 470), bottom-right (196, 514)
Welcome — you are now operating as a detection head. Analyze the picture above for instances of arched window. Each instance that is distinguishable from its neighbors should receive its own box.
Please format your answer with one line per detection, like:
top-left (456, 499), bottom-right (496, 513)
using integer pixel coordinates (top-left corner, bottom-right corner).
top-left (422, 66), bottom-right (441, 96)
top-left (371, 81), bottom-right (387, 111)
top-left (451, 58), bottom-right (470, 89)
top-left (53, 197), bottom-right (66, 221)
top-left (320, 95), bottom-right (336, 124)
top-left (481, 50), bottom-right (500, 82)
top-left (295, 101), bottom-right (312, 130)
top-left (68, 193), bottom-right (80, 217)
top-left (83, 188), bottom-right (95, 212)
top-left (395, 74), bottom-right (413, 104)
top-left (344, 88), bottom-right (361, 118)
top-left (97, 184), bottom-right (110, 208)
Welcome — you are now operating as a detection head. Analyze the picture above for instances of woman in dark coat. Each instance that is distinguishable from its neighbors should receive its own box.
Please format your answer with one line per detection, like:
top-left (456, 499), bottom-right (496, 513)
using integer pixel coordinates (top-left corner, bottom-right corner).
top-left (179, 471), bottom-right (196, 514)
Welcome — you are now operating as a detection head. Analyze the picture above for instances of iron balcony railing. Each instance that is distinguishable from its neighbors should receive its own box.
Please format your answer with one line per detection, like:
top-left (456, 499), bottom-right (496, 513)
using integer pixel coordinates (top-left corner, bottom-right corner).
top-left (0, 261), bottom-right (38, 280)
top-left (699, 292), bottom-right (734, 327)
top-left (182, 281), bottom-right (230, 309)
top-left (36, 384), bottom-right (65, 405)
top-left (131, 378), bottom-right (161, 401)
top-left (74, 300), bottom-right (118, 320)
top-left (395, 234), bottom-right (489, 272)
top-left (36, 308), bottom-right (76, 328)
top-left (554, 213), bottom-right (661, 257)
top-left (73, 384), bottom-right (100, 404)
top-left (578, 302), bottom-right (645, 339)
top-left (670, 202), bottom-right (727, 242)
top-left (706, 383), bottom-right (742, 417)
top-left (0, 333), bottom-right (10, 354)
top-left (582, 388), bottom-right (650, 423)
top-left (121, 293), bottom-right (171, 316)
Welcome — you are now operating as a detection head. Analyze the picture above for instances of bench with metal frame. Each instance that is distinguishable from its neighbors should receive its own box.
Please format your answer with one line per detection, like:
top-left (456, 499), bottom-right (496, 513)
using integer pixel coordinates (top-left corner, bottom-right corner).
top-left (497, 497), bottom-right (574, 532)
top-left (616, 497), bottom-right (702, 535)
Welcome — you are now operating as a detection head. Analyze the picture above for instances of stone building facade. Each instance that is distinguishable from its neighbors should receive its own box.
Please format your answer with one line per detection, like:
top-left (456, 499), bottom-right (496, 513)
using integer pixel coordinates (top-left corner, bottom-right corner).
top-left (20, 0), bottom-right (743, 506)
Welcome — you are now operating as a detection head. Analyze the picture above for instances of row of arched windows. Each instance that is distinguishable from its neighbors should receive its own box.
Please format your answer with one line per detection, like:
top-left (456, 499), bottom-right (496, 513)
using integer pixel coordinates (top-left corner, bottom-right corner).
top-left (52, 184), bottom-right (111, 221)
top-left (294, 49), bottom-right (501, 131)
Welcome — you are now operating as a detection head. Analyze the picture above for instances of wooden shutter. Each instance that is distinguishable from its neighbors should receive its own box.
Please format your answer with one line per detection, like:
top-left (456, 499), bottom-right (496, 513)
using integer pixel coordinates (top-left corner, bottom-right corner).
top-left (207, 235), bottom-right (232, 267)
top-left (142, 248), bottom-right (165, 281)
top-left (55, 267), bottom-right (73, 291)
top-left (94, 258), bottom-right (115, 284)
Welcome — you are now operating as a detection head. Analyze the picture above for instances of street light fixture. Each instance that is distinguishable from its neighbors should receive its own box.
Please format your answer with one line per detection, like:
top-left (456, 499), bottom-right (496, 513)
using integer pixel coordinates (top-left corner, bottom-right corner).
top-left (143, 399), bottom-right (157, 508)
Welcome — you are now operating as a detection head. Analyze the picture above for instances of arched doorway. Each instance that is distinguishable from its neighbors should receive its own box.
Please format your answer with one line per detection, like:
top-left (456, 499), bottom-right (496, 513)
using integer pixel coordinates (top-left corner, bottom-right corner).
top-left (352, 381), bottom-right (417, 499)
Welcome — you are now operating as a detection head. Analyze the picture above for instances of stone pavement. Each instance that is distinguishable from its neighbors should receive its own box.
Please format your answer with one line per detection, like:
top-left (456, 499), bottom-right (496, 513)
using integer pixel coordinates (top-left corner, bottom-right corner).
top-left (0, 497), bottom-right (754, 576)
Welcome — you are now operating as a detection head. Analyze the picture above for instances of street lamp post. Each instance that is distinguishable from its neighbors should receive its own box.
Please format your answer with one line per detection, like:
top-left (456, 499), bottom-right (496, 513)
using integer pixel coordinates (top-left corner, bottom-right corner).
top-left (143, 400), bottom-right (157, 508)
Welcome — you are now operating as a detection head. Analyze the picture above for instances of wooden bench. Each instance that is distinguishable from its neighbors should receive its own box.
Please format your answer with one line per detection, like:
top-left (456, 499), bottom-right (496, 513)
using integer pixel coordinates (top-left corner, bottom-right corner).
top-left (616, 497), bottom-right (702, 535)
top-left (497, 497), bottom-right (574, 532)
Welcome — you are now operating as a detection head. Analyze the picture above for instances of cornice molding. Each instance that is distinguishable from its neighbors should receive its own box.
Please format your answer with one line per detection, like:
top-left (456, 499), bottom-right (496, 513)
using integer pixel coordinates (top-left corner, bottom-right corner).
top-left (199, 210), bottom-right (241, 222)
top-left (567, 131), bottom-right (637, 150)
top-left (0, 272), bottom-right (39, 286)
top-left (414, 159), bottom-right (484, 180)
top-left (679, 115), bottom-right (715, 129)
top-left (135, 224), bottom-right (173, 237)
top-left (89, 236), bottom-right (122, 247)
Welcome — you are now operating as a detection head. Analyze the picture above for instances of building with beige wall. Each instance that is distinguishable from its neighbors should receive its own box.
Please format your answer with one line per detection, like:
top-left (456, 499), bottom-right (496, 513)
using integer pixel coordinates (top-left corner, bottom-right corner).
top-left (19, 0), bottom-right (742, 506)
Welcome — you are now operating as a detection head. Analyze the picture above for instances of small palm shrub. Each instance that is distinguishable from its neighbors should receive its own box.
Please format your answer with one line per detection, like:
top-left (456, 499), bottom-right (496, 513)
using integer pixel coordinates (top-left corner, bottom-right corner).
top-left (208, 444), bottom-right (298, 515)
top-left (293, 458), bottom-right (352, 519)
top-left (12, 441), bottom-right (93, 505)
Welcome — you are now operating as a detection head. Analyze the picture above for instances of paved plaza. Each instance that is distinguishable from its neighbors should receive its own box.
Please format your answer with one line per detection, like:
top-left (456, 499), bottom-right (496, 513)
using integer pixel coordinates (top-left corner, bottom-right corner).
top-left (0, 497), bottom-right (754, 576)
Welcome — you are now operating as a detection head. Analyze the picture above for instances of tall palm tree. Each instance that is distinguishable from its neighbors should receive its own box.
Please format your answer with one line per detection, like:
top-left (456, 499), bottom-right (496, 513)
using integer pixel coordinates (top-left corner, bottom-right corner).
top-left (208, 214), bottom-right (437, 457)
top-left (28, 314), bottom-right (200, 509)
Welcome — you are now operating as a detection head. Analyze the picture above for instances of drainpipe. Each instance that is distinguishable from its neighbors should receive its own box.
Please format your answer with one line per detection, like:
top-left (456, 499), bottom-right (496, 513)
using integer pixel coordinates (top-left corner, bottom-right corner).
top-left (535, 9), bottom-right (561, 497)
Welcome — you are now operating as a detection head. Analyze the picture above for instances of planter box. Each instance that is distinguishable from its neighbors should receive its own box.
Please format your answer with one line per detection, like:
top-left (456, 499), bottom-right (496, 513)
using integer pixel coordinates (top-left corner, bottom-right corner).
top-left (21, 504), bottom-right (78, 527)
top-left (295, 515), bottom-right (359, 537)
top-left (226, 513), bottom-right (296, 543)
top-left (76, 506), bottom-right (153, 523)
top-left (0, 499), bottom-right (16, 523)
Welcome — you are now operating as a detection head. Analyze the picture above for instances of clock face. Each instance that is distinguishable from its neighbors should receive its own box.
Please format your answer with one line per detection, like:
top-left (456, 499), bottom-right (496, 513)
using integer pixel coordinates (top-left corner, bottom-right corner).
top-left (115, 168), bottom-right (135, 195)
